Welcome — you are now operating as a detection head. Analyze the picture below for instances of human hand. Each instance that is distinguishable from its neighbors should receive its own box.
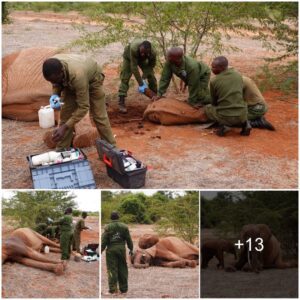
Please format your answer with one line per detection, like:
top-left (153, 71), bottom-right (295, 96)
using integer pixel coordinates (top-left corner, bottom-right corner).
top-left (138, 80), bottom-right (148, 94)
top-left (52, 124), bottom-right (68, 142)
top-left (49, 94), bottom-right (61, 110)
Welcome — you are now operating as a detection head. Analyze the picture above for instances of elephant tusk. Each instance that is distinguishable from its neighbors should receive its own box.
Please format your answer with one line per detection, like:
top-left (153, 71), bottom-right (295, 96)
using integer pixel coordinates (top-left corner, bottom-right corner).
top-left (247, 250), bottom-right (252, 268)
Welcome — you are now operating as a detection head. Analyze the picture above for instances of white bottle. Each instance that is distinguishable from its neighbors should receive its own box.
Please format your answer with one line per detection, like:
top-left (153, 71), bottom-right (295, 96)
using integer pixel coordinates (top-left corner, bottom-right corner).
top-left (44, 246), bottom-right (50, 254)
top-left (38, 105), bottom-right (55, 129)
top-left (32, 151), bottom-right (62, 166)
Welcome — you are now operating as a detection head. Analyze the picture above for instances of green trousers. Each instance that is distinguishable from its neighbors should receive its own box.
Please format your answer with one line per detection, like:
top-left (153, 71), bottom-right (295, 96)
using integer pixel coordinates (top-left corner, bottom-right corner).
top-left (73, 231), bottom-right (81, 252)
top-left (60, 231), bottom-right (73, 260)
top-left (118, 58), bottom-right (157, 97)
top-left (106, 246), bottom-right (128, 293)
top-left (205, 104), bottom-right (247, 126)
top-left (56, 79), bottom-right (116, 151)
top-left (248, 103), bottom-right (268, 120)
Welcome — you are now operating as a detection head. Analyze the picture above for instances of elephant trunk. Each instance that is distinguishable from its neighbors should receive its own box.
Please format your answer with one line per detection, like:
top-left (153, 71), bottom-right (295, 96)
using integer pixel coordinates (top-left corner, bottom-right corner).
top-left (132, 263), bottom-right (150, 269)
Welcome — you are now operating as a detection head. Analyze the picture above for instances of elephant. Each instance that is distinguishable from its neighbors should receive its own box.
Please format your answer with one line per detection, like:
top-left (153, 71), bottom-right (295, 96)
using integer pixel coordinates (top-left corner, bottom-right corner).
top-left (2, 47), bottom-right (100, 148)
top-left (131, 234), bottom-right (199, 268)
top-left (234, 224), bottom-right (297, 273)
top-left (2, 228), bottom-right (65, 275)
top-left (201, 239), bottom-right (237, 269)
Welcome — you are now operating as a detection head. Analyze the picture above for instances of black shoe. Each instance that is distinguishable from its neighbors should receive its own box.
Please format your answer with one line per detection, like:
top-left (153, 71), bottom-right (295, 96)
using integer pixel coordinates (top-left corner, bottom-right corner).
top-left (250, 117), bottom-right (275, 131)
top-left (216, 125), bottom-right (231, 136)
top-left (240, 120), bottom-right (252, 136)
top-left (118, 96), bottom-right (127, 113)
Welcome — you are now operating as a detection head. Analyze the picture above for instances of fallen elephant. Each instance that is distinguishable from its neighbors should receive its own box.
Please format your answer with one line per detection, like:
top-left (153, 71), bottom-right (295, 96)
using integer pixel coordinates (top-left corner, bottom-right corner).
top-left (131, 234), bottom-right (199, 268)
top-left (2, 228), bottom-right (64, 275)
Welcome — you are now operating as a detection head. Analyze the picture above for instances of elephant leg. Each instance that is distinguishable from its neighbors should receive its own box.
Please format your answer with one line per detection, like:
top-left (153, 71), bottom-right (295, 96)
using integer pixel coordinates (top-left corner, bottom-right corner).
top-left (48, 247), bottom-right (61, 253)
top-left (201, 252), bottom-right (213, 268)
top-left (14, 257), bottom-right (64, 275)
top-left (26, 248), bottom-right (62, 264)
top-left (160, 260), bottom-right (186, 268)
top-left (274, 255), bottom-right (297, 269)
top-left (216, 250), bottom-right (224, 269)
top-left (32, 231), bottom-right (61, 248)
top-left (235, 249), bottom-right (247, 270)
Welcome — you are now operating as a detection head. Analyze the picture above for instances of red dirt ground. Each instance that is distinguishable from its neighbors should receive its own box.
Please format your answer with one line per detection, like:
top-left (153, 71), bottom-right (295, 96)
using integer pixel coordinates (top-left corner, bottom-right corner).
top-left (2, 216), bottom-right (99, 298)
top-left (2, 11), bottom-right (298, 189)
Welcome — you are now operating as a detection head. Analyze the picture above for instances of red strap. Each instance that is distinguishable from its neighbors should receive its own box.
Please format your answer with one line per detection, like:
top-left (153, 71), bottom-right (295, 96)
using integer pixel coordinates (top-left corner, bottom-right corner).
top-left (103, 154), bottom-right (112, 167)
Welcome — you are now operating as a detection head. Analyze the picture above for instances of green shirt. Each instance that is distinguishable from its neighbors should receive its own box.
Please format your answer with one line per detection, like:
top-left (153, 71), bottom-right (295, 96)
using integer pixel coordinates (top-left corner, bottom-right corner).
top-left (210, 68), bottom-right (247, 117)
top-left (158, 55), bottom-right (210, 105)
top-left (35, 223), bottom-right (48, 234)
top-left (101, 220), bottom-right (133, 252)
top-left (242, 76), bottom-right (266, 106)
top-left (54, 215), bottom-right (73, 233)
top-left (51, 54), bottom-right (103, 128)
top-left (74, 218), bottom-right (88, 234)
top-left (123, 39), bottom-right (157, 86)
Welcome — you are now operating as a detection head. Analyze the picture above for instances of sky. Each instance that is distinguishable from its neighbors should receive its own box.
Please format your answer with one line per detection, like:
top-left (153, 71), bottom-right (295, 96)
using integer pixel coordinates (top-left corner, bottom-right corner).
top-left (2, 190), bottom-right (100, 212)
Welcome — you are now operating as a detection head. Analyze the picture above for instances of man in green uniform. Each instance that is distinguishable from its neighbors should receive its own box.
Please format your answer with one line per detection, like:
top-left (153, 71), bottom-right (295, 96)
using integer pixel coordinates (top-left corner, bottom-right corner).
top-left (35, 222), bottom-right (57, 239)
top-left (73, 211), bottom-right (90, 253)
top-left (205, 56), bottom-right (251, 136)
top-left (101, 211), bottom-right (133, 295)
top-left (54, 207), bottom-right (74, 263)
top-left (155, 47), bottom-right (211, 106)
top-left (42, 54), bottom-right (116, 151)
top-left (243, 76), bottom-right (275, 130)
top-left (118, 39), bottom-right (157, 113)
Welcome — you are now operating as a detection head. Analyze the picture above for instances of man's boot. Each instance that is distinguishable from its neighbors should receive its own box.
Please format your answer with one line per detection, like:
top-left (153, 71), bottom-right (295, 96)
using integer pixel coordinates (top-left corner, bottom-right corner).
top-left (216, 125), bottom-right (231, 137)
top-left (118, 96), bottom-right (127, 113)
top-left (250, 117), bottom-right (275, 131)
top-left (240, 120), bottom-right (252, 136)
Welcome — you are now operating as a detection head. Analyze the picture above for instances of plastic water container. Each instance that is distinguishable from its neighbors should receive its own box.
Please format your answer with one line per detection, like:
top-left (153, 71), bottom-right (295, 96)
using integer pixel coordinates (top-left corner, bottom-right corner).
top-left (38, 105), bottom-right (55, 128)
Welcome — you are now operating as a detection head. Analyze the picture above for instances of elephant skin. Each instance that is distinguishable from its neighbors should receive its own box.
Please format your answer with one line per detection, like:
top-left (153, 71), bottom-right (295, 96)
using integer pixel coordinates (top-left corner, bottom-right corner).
top-left (131, 234), bottom-right (199, 268)
top-left (234, 224), bottom-right (297, 273)
top-left (2, 47), bottom-right (100, 148)
top-left (201, 239), bottom-right (236, 269)
top-left (2, 228), bottom-right (64, 275)
top-left (143, 98), bottom-right (208, 125)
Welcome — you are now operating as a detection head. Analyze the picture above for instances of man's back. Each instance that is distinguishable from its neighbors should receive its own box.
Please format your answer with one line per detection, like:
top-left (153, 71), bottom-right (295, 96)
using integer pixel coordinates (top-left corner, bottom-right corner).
top-left (210, 68), bottom-right (246, 117)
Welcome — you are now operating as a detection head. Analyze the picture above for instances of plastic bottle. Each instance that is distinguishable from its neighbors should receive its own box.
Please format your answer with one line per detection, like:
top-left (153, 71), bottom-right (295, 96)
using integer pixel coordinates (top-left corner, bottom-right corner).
top-left (44, 246), bottom-right (50, 254)
top-left (31, 151), bottom-right (62, 166)
top-left (38, 105), bottom-right (55, 129)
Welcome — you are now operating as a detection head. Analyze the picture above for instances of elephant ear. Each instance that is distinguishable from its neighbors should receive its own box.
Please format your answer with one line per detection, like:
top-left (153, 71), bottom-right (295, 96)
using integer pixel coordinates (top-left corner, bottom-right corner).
top-left (257, 224), bottom-right (272, 241)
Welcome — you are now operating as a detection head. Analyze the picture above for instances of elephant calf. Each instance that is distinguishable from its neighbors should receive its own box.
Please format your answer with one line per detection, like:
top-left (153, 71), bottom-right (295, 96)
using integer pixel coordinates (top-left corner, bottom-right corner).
top-left (201, 239), bottom-right (236, 269)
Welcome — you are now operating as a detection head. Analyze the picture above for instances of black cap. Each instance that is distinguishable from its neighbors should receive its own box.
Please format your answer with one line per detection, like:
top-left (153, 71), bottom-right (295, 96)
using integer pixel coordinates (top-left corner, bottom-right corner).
top-left (111, 211), bottom-right (119, 220)
top-left (64, 207), bottom-right (73, 215)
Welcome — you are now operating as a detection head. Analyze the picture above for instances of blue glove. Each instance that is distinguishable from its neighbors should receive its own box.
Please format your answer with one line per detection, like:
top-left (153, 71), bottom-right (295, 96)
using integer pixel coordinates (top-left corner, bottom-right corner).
top-left (138, 81), bottom-right (148, 94)
top-left (49, 94), bottom-right (61, 109)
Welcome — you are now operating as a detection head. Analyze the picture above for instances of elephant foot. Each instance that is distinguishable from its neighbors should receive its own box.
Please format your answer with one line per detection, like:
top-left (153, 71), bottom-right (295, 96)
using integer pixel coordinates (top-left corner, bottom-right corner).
top-left (43, 131), bottom-right (57, 149)
top-left (54, 263), bottom-right (64, 275)
top-left (225, 265), bottom-right (237, 272)
top-left (73, 129), bottom-right (99, 148)
top-left (187, 260), bottom-right (197, 268)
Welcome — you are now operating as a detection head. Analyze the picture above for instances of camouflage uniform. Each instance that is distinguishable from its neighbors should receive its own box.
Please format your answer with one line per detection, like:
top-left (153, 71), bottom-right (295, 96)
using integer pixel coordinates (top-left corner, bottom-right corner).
top-left (118, 39), bottom-right (157, 97)
top-left (158, 55), bottom-right (211, 106)
top-left (205, 68), bottom-right (247, 126)
top-left (50, 54), bottom-right (116, 150)
top-left (101, 220), bottom-right (133, 294)
top-left (242, 75), bottom-right (268, 120)
top-left (54, 215), bottom-right (74, 260)
top-left (73, 218), bottom-right (88, 252)
top-left (35, 223), bottom-right (57, 239)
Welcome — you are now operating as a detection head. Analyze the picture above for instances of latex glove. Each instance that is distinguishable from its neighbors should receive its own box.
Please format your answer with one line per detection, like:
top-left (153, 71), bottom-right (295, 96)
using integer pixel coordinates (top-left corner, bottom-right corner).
top-left (49, 94), bottom-right (61, 109)
top-left (138, 80), bottom-right (148, 94)
top-left (47, 217), bottom-right (53, 224)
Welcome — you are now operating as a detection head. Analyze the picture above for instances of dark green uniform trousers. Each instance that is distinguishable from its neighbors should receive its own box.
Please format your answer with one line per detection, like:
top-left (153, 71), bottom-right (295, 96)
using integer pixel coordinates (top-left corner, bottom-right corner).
top-left (248, 103), bottom-right (268, 120)
top-left (73, 232), bottom-right (81, 252)
top-left (60, 231), bottom-right (73, 260)
top-left (106, 246), bottom-right (128, 293)
top-left (118, 58), bottom-right (157, 97)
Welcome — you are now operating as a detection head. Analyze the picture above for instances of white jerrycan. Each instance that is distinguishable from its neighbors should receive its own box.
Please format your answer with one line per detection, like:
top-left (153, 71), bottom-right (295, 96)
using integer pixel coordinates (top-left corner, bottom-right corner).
top-left (38, 105), bottom-right (55, 128)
